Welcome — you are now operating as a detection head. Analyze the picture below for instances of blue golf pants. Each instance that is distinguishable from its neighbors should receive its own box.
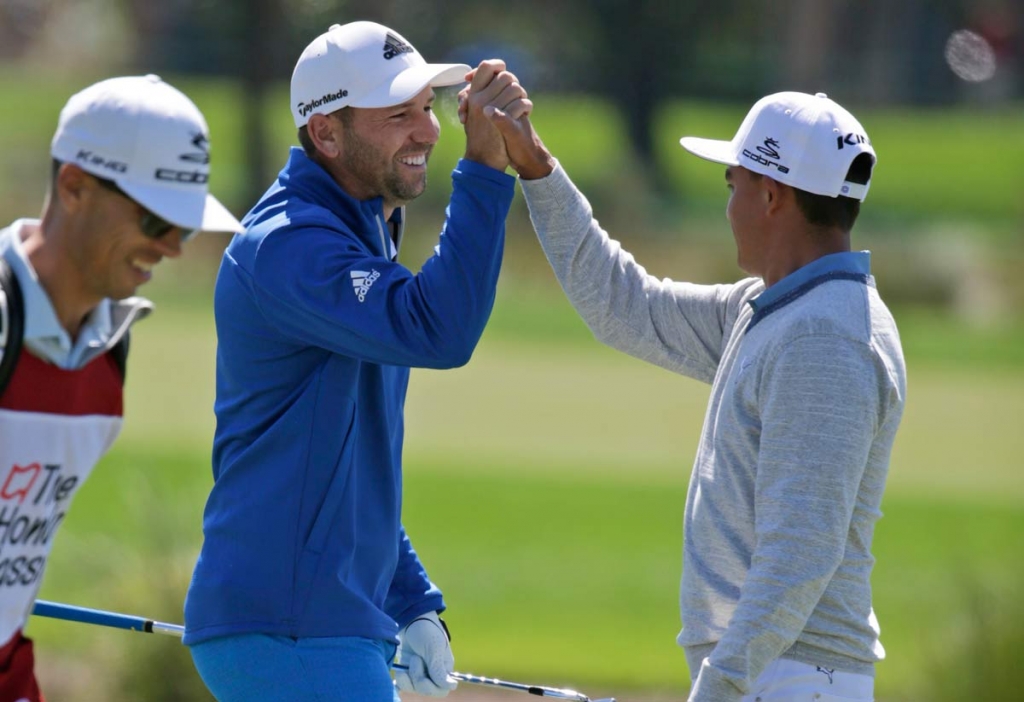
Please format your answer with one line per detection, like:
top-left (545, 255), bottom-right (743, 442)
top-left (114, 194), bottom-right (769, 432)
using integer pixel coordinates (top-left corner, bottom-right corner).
top-left (190, 633), bottom-right (401, 702)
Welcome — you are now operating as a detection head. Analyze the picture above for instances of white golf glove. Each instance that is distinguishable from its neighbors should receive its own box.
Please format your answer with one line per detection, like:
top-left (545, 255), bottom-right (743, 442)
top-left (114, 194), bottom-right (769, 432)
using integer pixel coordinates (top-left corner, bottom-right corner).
top-left (394, 611), bottom-right (457, 697)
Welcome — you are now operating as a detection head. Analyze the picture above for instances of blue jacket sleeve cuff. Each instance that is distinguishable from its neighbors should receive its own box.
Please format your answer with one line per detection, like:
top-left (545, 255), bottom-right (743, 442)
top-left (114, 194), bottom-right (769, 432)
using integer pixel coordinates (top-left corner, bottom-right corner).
top-left (453, 158), bottom-right (516, 188)
top-left (393, 595), bottom-right (447, 630)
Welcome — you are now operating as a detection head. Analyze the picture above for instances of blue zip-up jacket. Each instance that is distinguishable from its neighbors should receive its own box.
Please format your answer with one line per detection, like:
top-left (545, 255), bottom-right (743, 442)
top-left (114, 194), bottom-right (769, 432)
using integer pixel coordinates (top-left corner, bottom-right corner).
top-left (183, 148), bottom-right (514, 645)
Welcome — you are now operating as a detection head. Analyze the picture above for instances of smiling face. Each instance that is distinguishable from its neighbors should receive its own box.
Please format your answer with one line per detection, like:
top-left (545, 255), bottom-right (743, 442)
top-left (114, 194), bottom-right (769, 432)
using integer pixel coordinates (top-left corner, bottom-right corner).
top-left (65, 169), bottom-right (185, 301)
top-left (326, 86), bottom-right (440, 210)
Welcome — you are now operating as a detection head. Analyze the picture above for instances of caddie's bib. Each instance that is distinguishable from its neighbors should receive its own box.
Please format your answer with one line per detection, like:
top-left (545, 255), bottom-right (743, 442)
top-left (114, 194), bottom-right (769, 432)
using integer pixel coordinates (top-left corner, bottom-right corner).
top-left (0, 349), bottom-right (123, 646)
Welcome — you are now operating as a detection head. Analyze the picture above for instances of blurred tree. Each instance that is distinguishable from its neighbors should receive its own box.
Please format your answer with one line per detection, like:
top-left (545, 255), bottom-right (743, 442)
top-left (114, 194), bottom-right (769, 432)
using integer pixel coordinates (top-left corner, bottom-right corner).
top-left (783, 0), bottom-right (841, 88)
top-left (122, 0), bottom-right (181, 70)
top-left (581, 0), bottom-right (699, 194)
top-left (239, 0), bottom-right (285, 207)
top-left (123, 0), bottom-right (291, 204)
top-left (109, 0), bottom-right (1022, 201)
top-left (0, 0), bottom-right (51, 59)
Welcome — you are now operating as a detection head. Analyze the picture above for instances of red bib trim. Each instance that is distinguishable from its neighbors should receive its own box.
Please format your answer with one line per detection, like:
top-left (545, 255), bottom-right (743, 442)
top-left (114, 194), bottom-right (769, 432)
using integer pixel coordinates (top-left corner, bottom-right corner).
top-left (0, 350), bottom-right (123, 417)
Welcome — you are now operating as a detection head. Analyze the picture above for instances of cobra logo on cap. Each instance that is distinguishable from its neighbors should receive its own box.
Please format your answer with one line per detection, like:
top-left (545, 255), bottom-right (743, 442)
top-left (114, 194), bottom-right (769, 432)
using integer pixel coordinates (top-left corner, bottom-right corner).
top-left (154, 130), bottom-right (211, 185)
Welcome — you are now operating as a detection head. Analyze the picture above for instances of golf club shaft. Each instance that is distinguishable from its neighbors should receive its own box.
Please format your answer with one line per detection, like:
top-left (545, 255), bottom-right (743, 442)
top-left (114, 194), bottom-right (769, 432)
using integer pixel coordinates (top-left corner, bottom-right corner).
top-left (33, 601), bottom-right (605, 701)
top-left (452, 671), bottom-right (590, 700)
top-left (393, 663), bottom-right (589, 700)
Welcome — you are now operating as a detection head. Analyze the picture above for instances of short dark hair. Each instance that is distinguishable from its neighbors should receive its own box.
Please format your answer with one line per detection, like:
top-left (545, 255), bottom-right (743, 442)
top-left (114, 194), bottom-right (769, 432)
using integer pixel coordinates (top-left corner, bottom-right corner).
top-left (51, 158), bottom-right (62, 190)
top-left (297, 126), bottom-right (315, 157)
top-left (52, 157), bottom-right (122, 192)
top-left (791, 153), bottom-right (874, 232)
top-left (297, 108), bottom-right (352, 158)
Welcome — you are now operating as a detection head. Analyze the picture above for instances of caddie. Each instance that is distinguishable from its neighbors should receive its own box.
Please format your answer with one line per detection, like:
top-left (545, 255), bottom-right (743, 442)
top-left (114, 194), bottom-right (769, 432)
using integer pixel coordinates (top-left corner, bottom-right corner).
top-left (0, 74), bottom-right (240, 701)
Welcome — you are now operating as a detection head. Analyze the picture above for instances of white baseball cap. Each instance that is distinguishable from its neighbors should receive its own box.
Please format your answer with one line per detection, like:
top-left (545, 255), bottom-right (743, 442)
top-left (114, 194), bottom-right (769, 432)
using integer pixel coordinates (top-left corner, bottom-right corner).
top-left (680, 91), bottom-right (876, 201)
top-left (290, 21), bottom-right (471, 128)
top-left (51, 75), bottom-right (242, 233)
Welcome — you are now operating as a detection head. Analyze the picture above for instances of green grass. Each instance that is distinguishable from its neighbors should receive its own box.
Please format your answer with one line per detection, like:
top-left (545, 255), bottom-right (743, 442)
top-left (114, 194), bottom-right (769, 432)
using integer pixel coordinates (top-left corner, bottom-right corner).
top-left (32, 445), bottom-right (1024, 699)
top-left (413, 478), bottom-right (1024, 698)
top-left (872, 499), bottom-right (1024, 700)
top-left (21, 284), bottom-right (1024, 700)
top-left (894, 306), bottom-right (1024, 369)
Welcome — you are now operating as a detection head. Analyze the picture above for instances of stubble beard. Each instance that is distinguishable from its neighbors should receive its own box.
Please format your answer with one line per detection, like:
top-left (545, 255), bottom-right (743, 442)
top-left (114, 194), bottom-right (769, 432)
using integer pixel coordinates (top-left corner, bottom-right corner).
top-left (382, 164), bottom-right (427, 205)
top-left (342, 126), bottom-right (427, 207)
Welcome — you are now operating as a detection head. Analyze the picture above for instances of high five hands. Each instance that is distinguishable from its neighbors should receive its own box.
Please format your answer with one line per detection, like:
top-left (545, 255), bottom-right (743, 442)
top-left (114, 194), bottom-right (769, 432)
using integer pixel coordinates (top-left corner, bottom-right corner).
top-left (460, 61), bottom-right (556, 180)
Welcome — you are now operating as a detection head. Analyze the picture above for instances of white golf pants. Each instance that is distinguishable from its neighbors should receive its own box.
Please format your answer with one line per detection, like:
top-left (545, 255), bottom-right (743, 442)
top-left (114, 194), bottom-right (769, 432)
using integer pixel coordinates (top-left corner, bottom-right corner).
top-left (741, 658), bottom-right (874, 701)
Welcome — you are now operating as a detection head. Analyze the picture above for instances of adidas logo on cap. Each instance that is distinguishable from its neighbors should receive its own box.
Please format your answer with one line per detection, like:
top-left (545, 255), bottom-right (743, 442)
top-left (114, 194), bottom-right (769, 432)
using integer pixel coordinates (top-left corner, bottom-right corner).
top-left (351, 269), bottom-right (381, 302)
top-left (383, 32), bottom-right (413, 60)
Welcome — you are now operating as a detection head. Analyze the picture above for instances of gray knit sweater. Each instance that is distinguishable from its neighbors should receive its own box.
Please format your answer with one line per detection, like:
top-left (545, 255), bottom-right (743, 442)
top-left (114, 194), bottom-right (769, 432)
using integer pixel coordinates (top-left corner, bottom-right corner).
top-left (519, 164), bottom-right (906, 702)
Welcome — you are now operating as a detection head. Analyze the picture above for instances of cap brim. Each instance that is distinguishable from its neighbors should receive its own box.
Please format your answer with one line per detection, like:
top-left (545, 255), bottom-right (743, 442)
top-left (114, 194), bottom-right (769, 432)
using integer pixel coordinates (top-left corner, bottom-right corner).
top-left (679, 136), bottom-right (740, 166)
top-left (351, 63), bottom-right (471, 108)
top-left (197, 194), bottom-right (245, 233)
top-left (120, 180), bottom-right (243, 233)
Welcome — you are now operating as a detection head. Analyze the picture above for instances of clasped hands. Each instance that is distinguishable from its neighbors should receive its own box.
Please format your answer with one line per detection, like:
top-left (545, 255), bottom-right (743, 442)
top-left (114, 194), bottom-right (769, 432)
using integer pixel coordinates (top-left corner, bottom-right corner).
top-left (461, 60), bottom-right (555, 180)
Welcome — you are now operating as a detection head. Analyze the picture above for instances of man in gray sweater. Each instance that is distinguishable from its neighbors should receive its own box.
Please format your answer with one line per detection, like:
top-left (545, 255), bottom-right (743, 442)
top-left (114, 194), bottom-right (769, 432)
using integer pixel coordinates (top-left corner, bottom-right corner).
top-left (472, 91), bottom-right (906, 701)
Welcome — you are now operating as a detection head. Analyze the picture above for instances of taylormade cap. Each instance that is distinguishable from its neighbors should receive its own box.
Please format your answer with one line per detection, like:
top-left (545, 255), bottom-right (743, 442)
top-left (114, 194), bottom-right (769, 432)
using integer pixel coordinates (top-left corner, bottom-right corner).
top-left (290, 21), bottom-right (471, 128)
top-left (51, 75), bottom-right (242, 233)
top-left (680, 91), bottom-right (876, 201)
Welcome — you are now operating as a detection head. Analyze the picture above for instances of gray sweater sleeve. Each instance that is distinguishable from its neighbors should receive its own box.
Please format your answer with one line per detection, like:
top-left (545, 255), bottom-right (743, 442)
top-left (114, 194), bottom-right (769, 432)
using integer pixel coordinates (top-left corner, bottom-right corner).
top-left (519, 162), bottom-right (759, 385)
top-left (689, 333), bottom-right (885, 702)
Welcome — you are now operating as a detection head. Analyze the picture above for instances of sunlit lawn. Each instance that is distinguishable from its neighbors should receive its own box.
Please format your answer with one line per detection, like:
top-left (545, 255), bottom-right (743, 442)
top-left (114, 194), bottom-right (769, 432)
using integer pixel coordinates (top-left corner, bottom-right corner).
top-left (28, 279), bottom-right (1024, 701)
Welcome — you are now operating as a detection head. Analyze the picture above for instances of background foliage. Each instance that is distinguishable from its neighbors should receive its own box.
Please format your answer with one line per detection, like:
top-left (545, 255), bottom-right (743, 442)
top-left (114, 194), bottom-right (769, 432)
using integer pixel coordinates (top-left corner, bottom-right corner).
top-left (1, 1), bottom-right (1021, 700)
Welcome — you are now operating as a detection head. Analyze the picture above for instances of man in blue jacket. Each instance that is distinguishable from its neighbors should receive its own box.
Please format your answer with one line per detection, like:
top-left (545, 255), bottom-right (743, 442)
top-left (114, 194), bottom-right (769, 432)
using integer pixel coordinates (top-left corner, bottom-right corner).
top-left (183, 21), bottom-right (530, 702)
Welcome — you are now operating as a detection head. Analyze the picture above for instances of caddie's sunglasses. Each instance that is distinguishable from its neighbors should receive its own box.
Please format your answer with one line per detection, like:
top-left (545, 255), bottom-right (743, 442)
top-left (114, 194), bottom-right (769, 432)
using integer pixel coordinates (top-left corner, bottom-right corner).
top-left (92, 175), bottom-right (199, 243)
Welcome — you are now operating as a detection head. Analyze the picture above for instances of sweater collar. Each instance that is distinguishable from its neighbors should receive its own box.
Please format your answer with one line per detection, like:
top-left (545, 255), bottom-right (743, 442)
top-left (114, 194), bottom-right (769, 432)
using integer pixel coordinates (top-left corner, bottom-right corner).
top-left (750, 251), bottom-right (871, 313)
